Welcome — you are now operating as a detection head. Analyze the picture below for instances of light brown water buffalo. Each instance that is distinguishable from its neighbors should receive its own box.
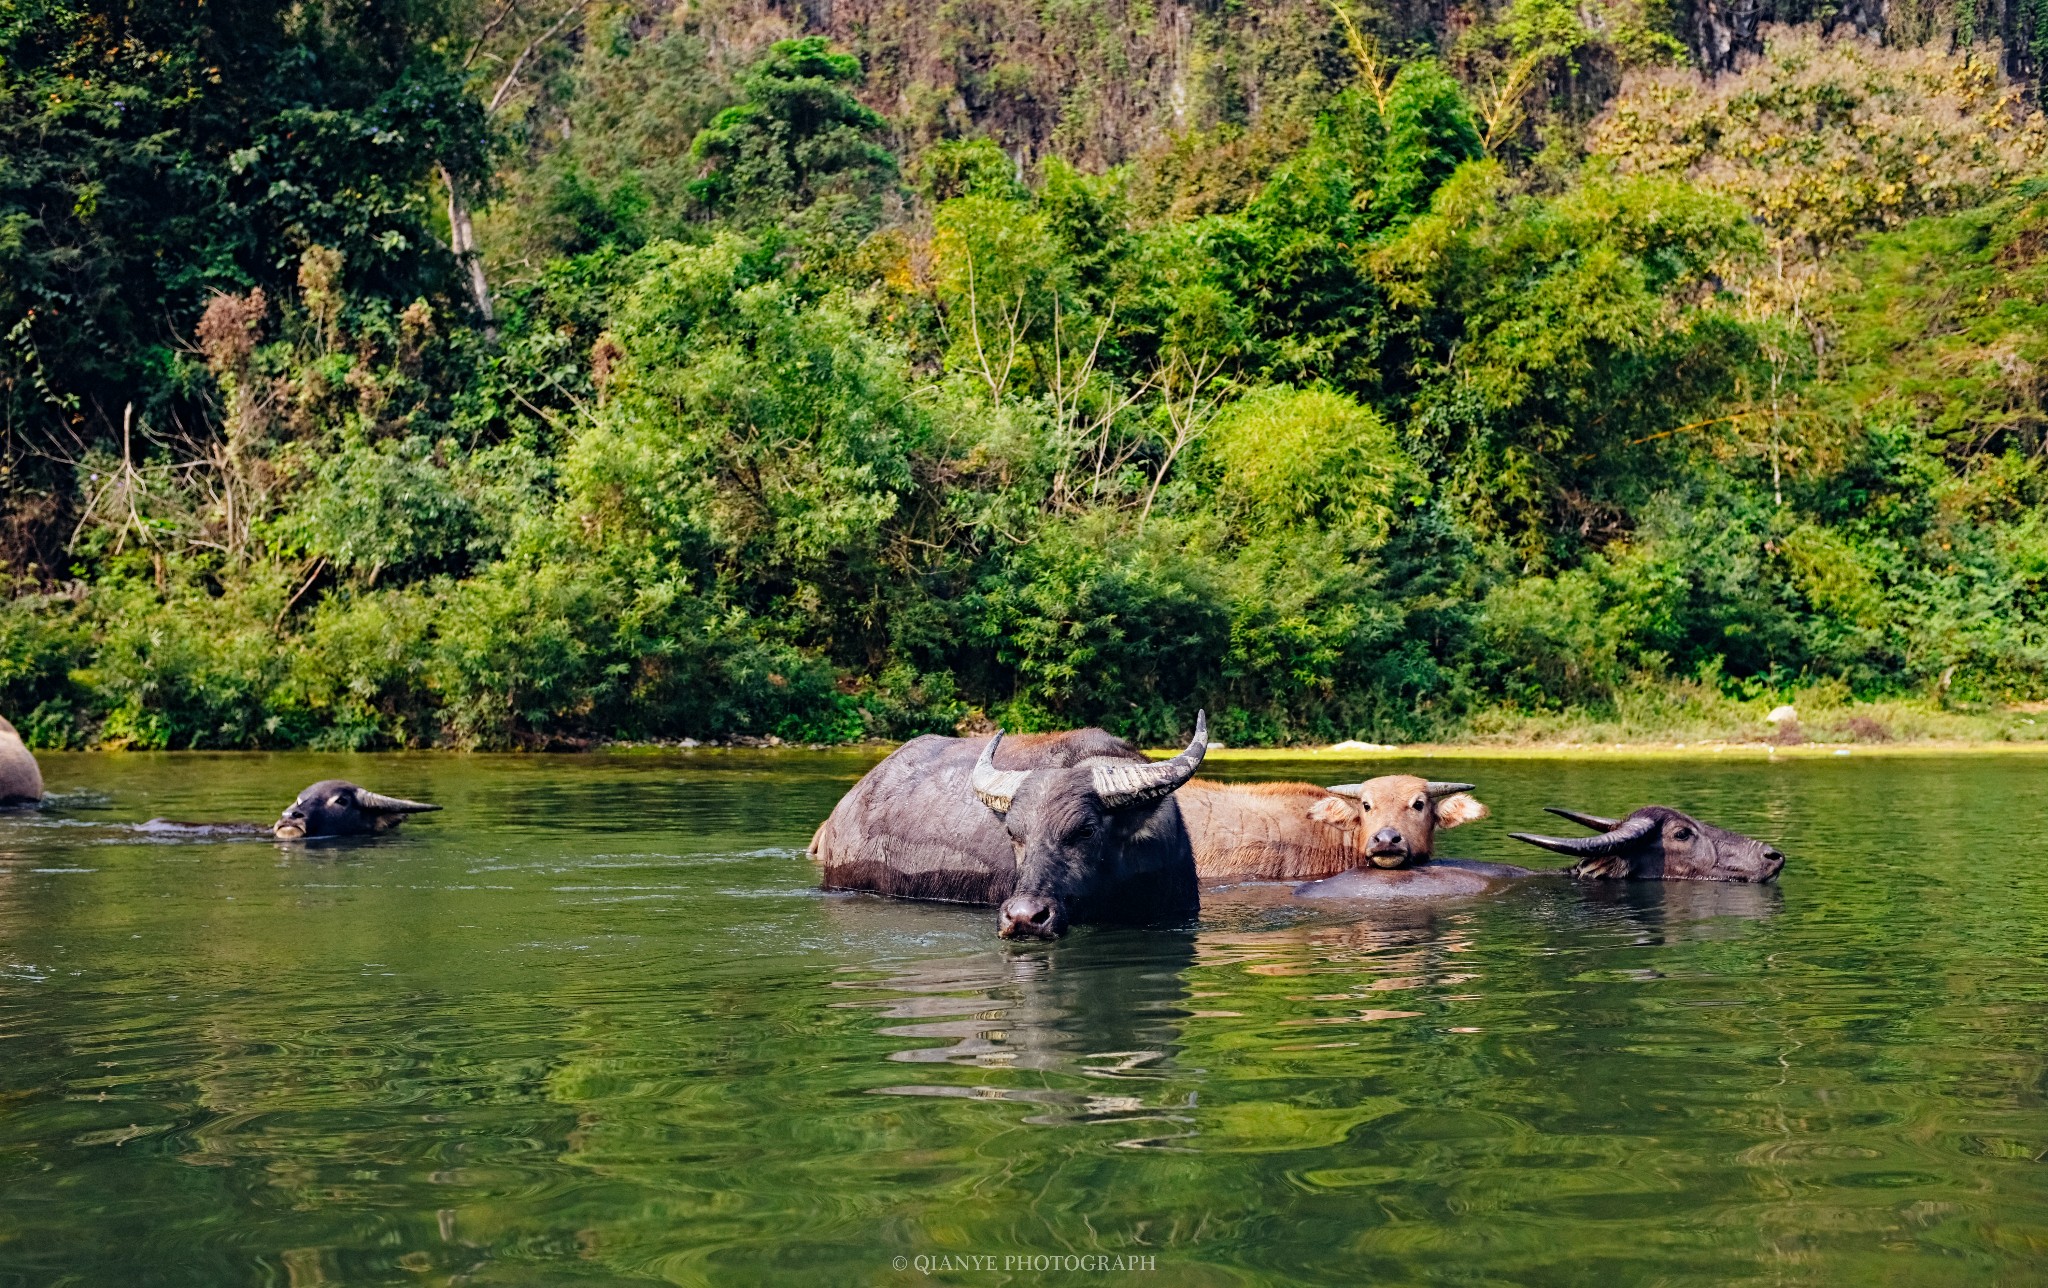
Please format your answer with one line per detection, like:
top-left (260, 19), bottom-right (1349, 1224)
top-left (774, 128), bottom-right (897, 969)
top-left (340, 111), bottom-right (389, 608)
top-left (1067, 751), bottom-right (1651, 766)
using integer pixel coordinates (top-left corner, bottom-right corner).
top-left (811, 716), bottom-right (1208, 939)
top-left (0, 716), bottom-right (43, 805)
top-left (1179, 775), bottom-right (1489, 884)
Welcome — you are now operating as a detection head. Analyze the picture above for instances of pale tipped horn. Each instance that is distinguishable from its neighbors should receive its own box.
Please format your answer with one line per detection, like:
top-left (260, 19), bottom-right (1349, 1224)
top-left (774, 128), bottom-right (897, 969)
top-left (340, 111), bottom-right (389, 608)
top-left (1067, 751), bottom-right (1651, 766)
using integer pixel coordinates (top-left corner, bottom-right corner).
top-left (355, 790), bottom-right (441, 814)
top-left (1426, 781), bottom-right (1476, 798)
top-left (1092, 710), bottom-right (1208, 810)
top-left (970, 731), bottom-right (1030, 815)
top-left (1324, 782), bottom-right (1364, 798)
top-left (1509, 811), bottom-right (1657, 857)
top-left (1544, 806), bottom-right (1621, 832)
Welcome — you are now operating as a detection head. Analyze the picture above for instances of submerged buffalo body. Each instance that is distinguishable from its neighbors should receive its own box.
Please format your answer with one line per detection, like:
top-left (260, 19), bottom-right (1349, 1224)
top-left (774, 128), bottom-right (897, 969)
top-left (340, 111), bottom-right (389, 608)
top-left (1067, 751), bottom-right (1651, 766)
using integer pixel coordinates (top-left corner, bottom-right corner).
top-left (273, 780), bottom-right (441, 839)
top-left (1511, 806), bottom-right (1785, 883)
top-left (812, 719), bottom-right (1208, 938)
top-left (1179, 775), bottom-right (1489, 884)
top-left (1294, 858), bottom-right (1536, 901)
top-left (0, 716), bottom-right (43, 805)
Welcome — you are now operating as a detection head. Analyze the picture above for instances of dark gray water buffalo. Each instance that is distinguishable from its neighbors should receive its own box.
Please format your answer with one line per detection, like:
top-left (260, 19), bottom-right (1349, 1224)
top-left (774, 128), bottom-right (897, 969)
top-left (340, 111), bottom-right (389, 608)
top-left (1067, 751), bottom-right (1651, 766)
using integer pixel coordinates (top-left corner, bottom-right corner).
top-left (810, 715), bottom-right (1209, 938)
top-left (272, 780), bottom-right (441, 839)
top-left (1178, 775), bottom-right (1488, 883)
top-left (1510, 806), bottom-right (1786, 882)
top-left (0, 716), bottom-right (43, 805)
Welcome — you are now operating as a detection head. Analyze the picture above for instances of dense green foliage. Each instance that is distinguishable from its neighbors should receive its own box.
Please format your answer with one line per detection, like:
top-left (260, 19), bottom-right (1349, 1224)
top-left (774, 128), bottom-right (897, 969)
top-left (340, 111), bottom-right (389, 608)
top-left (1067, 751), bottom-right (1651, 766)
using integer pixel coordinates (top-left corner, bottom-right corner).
top-left (0, 0), bottom-right (488, 459)
top-left (3, 6), bottom-right (2047, 748)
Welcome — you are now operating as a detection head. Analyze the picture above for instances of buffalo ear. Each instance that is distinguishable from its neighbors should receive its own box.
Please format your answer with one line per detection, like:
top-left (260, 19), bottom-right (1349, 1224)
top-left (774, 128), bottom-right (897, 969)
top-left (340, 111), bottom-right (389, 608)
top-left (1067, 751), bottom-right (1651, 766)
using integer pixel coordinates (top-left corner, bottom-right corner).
top-left (1307, 796), bottom-right (1358, 829)
top-left (1573, 853), bottom-right (1634, 880)
top-left (1433, 793), bottom-right (1489, 829)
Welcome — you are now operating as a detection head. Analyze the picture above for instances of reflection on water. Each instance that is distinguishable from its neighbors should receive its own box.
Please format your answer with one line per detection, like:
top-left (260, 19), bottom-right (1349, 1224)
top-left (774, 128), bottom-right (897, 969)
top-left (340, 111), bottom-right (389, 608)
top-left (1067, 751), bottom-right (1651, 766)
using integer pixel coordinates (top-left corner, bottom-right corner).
top-left (1, 750), bottom-right (2046, 1284)
top-left (847, 937), bottom-right (1198, 1137)
top-left (1568, 873), bottom-right (1783, 939)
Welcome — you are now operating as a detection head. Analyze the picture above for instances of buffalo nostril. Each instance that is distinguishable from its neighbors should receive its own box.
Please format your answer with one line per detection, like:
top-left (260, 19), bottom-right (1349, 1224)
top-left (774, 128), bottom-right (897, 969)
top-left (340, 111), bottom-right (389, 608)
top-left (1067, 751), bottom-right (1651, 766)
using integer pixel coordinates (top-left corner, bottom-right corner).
top-left (999, 895), bottom-right (1062, 939)
top-left (1373, 828), bottom-right (1401, 845)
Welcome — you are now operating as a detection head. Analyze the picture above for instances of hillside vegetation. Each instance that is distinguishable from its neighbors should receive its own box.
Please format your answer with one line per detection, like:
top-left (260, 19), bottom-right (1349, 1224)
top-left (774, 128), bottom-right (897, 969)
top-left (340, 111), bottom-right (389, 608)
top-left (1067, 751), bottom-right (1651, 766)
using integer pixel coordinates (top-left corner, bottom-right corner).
top-left (4, 1), bottom-right (2048, 749)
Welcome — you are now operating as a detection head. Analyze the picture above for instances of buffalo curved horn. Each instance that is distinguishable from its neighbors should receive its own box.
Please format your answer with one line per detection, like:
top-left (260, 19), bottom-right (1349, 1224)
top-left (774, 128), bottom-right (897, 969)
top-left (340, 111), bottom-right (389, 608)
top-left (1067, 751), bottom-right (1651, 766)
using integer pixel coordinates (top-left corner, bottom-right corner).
top-left (1324, 782), bottom-right (1364, 798)
top-left (1509, 811), bottom-right (1657, 856)
top-left (1092, 710), bottom-right (1209, 810)
top-left (970, 731), bottom-right (1030, 815)
top-left (355, 790), bottom-right (441, 814)
top-left (1544, 806), bottom-right (1620, 832)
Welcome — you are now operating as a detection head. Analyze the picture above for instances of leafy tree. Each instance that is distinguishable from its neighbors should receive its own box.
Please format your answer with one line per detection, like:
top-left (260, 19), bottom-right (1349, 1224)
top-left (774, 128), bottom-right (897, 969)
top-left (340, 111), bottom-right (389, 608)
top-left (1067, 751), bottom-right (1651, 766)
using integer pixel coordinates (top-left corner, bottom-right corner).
top-left (1371, 61), bottom-right (1485, 229)
top-left (566, 234), bottom-right (923, 660)
top-left (911, 136), bottom-right (1024, 203)
top-left (686, 37), bottom-right (896, 228)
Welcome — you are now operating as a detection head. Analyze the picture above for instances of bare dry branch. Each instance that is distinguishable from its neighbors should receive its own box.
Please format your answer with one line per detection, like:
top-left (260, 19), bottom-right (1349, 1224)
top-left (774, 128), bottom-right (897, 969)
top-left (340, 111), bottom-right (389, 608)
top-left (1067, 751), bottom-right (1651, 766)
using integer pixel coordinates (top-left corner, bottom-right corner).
top-left (1139, 348), bottom-right (1230, 528)
top-left (463, 0), bottom-right (523, 70)
top-left (488, 0), bottom-right (592, 116)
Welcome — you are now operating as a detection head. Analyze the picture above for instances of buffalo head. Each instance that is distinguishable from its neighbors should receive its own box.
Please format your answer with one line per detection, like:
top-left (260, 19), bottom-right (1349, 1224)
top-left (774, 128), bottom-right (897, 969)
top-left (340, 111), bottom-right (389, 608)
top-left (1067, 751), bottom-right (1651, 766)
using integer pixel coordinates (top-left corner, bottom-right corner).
top-left (1306, 775), bottom-right (1489, 868)
top-left (971, 713), bottom-right (1208, 939)
top-left (1510, 805), bottom-right (1785, 883)
top-left (274, 780), bottom-right (441, 839)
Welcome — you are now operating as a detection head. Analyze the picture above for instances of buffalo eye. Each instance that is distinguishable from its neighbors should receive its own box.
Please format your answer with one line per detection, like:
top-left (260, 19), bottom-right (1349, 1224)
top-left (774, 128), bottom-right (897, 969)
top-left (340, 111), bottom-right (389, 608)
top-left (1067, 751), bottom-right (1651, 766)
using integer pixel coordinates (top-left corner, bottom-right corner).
top-left (1411, 797), bottom-right (1427, 811)
top-left (1071, 823), bottom-right (1097, 842)
top-left (1672, 826), bottom-right (1693, 840)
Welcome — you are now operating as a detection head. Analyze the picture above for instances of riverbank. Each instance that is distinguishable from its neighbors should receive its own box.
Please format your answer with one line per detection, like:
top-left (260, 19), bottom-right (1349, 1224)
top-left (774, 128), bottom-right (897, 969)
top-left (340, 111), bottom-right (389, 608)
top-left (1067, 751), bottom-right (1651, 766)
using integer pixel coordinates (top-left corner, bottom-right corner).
top-left (579, 693), bottom-right (2048, 759)
top-left (36, 694), bottom-right (2039, 761)
top-left (1196, 739), bottom-right (2048, 761)
top-left (1181, 694), bottom-right (2048, 760)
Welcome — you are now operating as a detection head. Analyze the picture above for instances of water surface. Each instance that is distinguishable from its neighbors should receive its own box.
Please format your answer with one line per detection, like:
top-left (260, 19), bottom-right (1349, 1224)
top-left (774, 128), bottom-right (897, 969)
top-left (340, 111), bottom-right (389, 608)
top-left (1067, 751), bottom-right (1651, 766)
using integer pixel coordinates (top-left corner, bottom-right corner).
top-left (1, 751), bottom-right (2045, 1285)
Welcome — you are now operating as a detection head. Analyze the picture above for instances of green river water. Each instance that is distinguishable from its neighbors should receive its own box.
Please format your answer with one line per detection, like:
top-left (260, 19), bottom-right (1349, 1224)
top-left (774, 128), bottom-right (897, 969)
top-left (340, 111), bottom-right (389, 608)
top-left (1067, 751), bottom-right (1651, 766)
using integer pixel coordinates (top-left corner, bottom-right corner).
top-left (0, 750), bottom-right (2044, 1285)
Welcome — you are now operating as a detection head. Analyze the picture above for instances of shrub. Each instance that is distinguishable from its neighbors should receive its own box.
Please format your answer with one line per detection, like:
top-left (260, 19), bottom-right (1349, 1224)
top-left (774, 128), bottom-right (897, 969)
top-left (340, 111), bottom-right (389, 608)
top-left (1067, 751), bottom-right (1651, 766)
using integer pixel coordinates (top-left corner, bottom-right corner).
top-left (77, 576), bottom-right (297, 749)
top-left (0, 593), bottom-right (89, 747)
top-left (1201, 386), bottom-right (1416, 543)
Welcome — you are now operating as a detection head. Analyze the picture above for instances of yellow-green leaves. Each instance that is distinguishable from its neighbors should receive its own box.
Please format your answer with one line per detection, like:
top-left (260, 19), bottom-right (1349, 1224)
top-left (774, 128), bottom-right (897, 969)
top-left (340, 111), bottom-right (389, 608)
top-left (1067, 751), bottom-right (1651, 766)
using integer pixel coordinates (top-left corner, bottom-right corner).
top-left (1591, 25), bottom-right (2048, 256)
top-left (1202, 386), bottom-right (1414, 545)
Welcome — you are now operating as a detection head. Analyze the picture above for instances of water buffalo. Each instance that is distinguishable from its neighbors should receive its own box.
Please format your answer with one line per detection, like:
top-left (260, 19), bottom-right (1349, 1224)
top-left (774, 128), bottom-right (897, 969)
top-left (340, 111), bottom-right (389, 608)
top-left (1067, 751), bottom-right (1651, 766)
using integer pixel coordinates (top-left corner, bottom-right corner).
top-left (1178, 775), bottom-right (1489, 883)
top-left (272, 780), bottom-right (441, 839)
top-left (1510, 806), bottom-right (1786, 883)
top-left (810, 715), bottom-right (1209, 939)
top-left (0, 716), bottom-right (43, 805)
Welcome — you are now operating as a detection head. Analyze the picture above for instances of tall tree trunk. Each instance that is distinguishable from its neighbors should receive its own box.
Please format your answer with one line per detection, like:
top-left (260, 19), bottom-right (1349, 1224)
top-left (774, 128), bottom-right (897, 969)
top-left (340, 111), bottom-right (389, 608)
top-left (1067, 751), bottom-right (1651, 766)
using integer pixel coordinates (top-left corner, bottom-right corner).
top-left (441, 165), bottom-right (496, 340)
